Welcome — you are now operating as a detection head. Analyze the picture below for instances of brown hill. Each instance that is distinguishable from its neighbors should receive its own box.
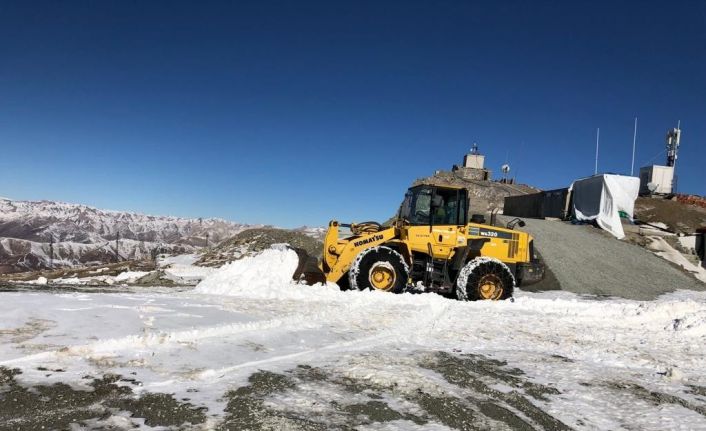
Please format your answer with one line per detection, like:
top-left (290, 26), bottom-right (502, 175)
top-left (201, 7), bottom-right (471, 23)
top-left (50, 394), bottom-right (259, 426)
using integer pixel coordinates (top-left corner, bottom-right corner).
top-left (634, 196), bottom-right (706, 234)
top-left (413, 170), bottom-right (539, 215)
top-left (196, 228), bottom-right (323, 268)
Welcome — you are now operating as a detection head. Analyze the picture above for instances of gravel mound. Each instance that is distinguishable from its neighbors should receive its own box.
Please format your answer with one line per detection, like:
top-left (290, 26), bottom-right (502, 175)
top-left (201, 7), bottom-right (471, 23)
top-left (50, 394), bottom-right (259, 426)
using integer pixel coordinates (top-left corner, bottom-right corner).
top-left (500, 216), bottom-right (705, 300)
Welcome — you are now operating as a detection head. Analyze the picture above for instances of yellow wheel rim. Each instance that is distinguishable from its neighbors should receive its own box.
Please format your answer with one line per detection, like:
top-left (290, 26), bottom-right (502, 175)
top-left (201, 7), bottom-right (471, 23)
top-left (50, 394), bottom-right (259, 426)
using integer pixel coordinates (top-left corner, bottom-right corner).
top-left (368, 263), bottom-right (396, 291)
top-left (478, 274), bottom-right (503, 300)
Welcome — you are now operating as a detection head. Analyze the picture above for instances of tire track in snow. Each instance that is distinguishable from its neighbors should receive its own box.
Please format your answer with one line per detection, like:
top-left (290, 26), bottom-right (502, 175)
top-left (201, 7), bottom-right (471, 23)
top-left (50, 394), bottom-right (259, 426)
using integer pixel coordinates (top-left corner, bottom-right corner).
top-left (0, 292), bottom-right (436, 370)
top-left (151, 296), bottom-right (456, 386)
top-left (0, 313), bottom-right (327, 367)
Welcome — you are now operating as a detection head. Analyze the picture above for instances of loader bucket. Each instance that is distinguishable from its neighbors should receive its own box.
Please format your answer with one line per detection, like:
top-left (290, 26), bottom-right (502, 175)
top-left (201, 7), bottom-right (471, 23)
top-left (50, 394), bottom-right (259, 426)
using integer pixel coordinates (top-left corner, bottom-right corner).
top-left (291, 247), bottom-right (326, 285)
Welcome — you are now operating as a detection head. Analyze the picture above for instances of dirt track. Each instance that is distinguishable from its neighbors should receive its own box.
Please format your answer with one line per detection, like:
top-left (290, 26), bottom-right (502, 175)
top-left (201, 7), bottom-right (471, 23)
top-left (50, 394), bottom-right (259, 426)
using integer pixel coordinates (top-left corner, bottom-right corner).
top-left (501, 216), bottom-right (705, 300)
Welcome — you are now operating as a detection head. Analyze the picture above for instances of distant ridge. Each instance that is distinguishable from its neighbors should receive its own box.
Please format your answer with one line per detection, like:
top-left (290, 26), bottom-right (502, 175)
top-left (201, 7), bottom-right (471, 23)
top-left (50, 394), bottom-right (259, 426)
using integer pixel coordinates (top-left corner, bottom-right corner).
top-left (0, 198), bottom-right (260, 273)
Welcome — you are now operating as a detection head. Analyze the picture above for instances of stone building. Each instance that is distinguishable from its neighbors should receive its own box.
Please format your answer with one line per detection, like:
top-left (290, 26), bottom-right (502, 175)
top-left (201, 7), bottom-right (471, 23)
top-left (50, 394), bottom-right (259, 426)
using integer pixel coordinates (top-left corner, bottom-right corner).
top-left (452, 144), bottom-right (491, 181)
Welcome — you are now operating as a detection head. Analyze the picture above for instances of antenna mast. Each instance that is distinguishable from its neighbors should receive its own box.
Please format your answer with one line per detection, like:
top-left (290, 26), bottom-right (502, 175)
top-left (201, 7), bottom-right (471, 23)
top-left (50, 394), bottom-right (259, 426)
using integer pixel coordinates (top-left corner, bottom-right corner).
top-left (594, 128), bottom-right (600, 175)
top-left (631, 117), bottom-right (637, 176)
top-left (665, 121), bottom-right (681, 168)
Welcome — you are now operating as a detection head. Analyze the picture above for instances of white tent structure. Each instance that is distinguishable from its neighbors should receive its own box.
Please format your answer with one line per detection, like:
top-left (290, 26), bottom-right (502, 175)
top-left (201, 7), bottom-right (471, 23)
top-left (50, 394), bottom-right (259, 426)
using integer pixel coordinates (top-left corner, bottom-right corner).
top-left (571, 174), bottom-right (640, 239)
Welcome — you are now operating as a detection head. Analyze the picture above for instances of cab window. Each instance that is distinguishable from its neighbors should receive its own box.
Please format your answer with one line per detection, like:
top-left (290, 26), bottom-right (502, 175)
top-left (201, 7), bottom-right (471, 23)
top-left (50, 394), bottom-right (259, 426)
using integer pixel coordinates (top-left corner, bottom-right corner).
top-left (399, 187), bottom-right (467, 226)
top-left (431, 188), bottom-right (463, 225)
top-left (399, 187), bottom-right (431, 225)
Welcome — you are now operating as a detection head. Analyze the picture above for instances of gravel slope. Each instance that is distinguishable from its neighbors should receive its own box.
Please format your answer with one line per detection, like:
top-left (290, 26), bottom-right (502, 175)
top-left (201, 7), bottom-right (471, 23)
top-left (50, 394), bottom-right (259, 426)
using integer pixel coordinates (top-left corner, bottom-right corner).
top-left (501, 216), bottom-right (705, 300)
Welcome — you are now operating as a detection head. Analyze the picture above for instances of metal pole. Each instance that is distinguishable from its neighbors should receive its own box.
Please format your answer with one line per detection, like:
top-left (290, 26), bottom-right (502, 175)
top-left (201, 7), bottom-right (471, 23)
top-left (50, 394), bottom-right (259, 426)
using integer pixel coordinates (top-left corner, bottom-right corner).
top-left (115, 231), bottom-right (120, 262)
top-left (49, 236), bottom-right (54, 269)
top-left (673, 120), bottom-right (681, 193)
top-left (594, 128), bottom-right (600, 175)
top-left (631, 117), bottom-right (637, 176)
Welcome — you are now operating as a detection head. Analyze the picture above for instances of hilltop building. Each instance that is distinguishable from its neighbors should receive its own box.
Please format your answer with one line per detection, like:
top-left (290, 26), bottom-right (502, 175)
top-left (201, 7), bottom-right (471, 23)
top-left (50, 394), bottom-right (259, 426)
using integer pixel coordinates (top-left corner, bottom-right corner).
top-left (452, 143), bottom-right (491, 181)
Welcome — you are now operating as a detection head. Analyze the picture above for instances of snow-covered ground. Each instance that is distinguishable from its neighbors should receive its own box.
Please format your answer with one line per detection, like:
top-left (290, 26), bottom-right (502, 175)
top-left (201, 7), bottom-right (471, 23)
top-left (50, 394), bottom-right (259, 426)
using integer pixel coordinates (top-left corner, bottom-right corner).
top-left (1, 248), bottom-right (706, 430)
top-left (10, 254), bottom-right (215, 288)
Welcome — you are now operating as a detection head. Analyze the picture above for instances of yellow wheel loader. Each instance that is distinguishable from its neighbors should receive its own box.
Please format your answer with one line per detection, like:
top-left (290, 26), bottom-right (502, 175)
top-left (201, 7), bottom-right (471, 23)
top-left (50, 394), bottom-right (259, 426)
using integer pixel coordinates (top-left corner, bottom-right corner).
top-left (293, 184), bottom-right (544, 300)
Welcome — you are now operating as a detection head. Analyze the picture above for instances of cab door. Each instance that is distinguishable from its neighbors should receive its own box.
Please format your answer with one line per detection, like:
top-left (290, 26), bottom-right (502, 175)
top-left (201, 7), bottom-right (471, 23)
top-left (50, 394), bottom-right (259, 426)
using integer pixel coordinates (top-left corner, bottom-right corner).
top-left (400, 186), bottom-right (435, 254)
top-left (400, 186), bottom-right (465, 258)
top-left (428, 187), bottom-right (466, 257)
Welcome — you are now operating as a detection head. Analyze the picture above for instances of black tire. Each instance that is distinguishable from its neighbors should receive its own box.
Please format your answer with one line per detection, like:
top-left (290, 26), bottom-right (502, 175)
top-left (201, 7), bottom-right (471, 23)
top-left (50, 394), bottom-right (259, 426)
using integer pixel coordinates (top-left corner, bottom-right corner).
top-left (349, 246), bottom-right (409, 293)
top-left (337, 273), bottom-right (351, 291)
top-left (456, 257), bottom-right (514, 301)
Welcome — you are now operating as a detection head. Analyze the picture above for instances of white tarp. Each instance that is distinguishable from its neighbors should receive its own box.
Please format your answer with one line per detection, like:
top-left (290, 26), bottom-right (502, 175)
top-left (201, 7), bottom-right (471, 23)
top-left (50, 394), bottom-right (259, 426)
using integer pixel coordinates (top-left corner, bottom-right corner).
top-left (571, 174), bottom-right (640, 239)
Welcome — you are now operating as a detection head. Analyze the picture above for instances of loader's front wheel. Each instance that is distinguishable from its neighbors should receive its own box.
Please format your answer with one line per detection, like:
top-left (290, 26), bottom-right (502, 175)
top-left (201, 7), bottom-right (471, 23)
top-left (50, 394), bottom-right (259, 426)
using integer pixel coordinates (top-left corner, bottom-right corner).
top-left (349, 247), bottom-right (408, 293)
top-left (456, 258), bottom-right (514, 301)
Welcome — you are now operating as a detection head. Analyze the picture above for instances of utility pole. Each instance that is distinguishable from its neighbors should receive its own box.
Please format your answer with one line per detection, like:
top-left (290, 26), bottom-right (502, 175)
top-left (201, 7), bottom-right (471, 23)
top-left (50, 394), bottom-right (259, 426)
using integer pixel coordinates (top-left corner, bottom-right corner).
top-left (49, 236), bottom-right (54, 269)
top-left (115, 231), bottom-right (120, 263)
top-left (631, 117), bottom-right (638, 176)
top-left (594, 127), bottom-right (600, 175)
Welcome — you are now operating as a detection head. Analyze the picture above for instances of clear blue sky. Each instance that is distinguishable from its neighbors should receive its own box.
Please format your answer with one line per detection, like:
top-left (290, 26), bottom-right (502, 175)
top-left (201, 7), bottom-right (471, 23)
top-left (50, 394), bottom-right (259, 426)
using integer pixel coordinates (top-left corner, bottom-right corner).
top-left (1, 1), bottom-right (704, 227)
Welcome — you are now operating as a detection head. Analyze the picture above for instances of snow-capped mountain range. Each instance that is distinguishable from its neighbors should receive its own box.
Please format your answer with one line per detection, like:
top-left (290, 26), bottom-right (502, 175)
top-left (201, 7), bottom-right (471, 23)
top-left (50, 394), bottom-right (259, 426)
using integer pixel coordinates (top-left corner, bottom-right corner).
top-left (0, 198), bottom-right (258, 273)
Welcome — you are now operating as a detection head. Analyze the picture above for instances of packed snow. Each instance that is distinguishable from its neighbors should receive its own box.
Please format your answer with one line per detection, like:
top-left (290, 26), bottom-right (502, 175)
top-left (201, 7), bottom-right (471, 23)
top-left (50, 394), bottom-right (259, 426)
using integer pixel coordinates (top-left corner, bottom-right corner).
top-left (1, 247), bottom-right (706, 429)
top-left (678, 234), bottom-right (699, 253)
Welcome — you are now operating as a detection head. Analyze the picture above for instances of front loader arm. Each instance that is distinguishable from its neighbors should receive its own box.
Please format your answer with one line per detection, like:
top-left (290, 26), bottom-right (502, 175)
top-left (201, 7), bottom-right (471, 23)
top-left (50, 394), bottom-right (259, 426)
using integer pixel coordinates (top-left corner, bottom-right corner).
top-left (321, 220), bottom-right (398, 283)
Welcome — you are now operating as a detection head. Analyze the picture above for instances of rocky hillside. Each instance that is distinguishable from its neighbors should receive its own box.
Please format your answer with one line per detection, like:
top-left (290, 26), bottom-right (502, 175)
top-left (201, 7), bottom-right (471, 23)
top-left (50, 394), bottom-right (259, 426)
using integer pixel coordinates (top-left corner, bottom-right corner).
top-left (197, 228), bottom-right (323, 267)
top-left (0, 198), bottom-right (256, 273)
top-left (413, 170), bottom-right (540, 214)
top-left (634, 196), bottom-right (706, 234)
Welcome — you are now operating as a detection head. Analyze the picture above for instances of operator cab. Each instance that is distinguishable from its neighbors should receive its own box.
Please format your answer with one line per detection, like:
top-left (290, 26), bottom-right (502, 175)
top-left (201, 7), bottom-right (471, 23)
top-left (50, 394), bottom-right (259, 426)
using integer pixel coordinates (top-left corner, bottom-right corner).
top-left (398, 185), bottom-right (468, 226)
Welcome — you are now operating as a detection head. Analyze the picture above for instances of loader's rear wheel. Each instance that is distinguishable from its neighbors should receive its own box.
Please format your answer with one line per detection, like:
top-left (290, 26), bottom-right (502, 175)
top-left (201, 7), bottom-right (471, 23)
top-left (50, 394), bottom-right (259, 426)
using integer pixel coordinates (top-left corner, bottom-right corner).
top-left (456, 258), bottom-right (514, 301)
top-left (349, 247), bottom-right (408, 293)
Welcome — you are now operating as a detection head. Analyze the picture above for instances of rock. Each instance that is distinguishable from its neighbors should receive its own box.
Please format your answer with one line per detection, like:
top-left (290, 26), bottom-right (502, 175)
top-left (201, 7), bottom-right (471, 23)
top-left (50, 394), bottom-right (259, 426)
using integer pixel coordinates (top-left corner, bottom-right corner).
top-left (132, 270), bottom-right (176, 286)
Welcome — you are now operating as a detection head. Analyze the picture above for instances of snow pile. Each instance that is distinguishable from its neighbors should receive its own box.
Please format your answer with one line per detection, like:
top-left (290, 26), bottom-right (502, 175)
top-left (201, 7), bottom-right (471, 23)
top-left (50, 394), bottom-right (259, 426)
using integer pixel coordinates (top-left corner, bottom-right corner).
top-left (34, 270), bottom-right (149, 286)
top-left (195, 246), bottom-right (338, 299)
top-left (26, 276), bottom-right (48, 285)
top-left (114, 271), bottom-right (150, 283)
top-left (159, 254), bottom-right (216, 283)
top-left (678, 235), bottom-right (698, 254)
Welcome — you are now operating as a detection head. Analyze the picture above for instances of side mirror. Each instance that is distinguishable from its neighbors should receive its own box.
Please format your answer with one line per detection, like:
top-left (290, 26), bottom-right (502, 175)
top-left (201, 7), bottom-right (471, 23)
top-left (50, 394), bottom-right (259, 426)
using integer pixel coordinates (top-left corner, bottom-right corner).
top-left (506, 218), bottom-right (526, 230)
